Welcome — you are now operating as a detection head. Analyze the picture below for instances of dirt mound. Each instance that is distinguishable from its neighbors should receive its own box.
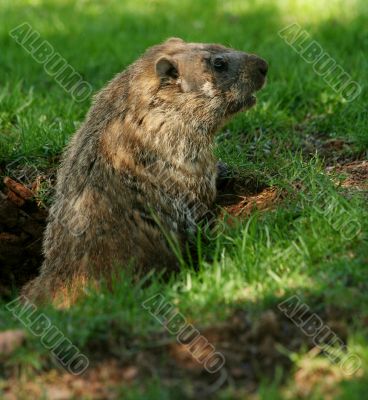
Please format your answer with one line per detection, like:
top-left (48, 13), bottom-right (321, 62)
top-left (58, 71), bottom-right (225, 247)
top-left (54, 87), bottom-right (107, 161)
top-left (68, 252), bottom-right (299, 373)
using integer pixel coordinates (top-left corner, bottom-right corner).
top-left (222, 186), bottom-right (281, 218)
top-left (0, 177), bottom-right (48, 296)
top-left (327, 160), bottom-right (368, 191)
top-left (216, 171), bottom-right (282, 221)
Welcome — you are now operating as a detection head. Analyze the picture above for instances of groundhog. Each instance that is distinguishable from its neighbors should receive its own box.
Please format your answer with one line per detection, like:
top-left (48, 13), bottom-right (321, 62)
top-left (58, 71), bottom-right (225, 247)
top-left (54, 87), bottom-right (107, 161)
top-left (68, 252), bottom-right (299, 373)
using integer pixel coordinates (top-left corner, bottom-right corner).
top-left (22, 37), bottom-right (268, 307)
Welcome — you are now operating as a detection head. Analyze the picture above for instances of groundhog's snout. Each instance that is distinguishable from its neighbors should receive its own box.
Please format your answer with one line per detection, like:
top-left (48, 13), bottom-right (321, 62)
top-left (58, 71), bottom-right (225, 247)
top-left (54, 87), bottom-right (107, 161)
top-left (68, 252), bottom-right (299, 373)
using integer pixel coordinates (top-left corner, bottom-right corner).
top-left (249, 54), bottom-right (268, 76)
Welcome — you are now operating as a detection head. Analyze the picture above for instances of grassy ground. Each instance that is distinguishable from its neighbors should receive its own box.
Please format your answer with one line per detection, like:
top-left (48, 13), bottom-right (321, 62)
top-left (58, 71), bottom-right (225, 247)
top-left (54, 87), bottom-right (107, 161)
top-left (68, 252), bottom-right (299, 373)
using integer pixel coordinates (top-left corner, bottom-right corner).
top-left (0, 0), bottom-right (367, 398)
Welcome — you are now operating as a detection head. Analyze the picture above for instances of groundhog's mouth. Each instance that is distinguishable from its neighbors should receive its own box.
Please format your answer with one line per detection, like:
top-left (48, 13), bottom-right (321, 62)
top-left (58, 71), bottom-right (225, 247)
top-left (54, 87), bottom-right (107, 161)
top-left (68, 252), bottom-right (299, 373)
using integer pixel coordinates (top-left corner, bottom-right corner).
top-left (245, 94), bottom-right (257, 108)
top-left (226, 95), bottom-right (257, 115)
top-left (230, 94), bottom-right (257, 114)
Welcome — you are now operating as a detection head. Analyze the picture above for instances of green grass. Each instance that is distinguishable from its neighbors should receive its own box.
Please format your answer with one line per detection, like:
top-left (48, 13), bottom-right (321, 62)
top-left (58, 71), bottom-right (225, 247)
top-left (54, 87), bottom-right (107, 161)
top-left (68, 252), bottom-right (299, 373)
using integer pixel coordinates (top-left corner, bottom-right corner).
top-left (1, 0), bottom-right (367, 398)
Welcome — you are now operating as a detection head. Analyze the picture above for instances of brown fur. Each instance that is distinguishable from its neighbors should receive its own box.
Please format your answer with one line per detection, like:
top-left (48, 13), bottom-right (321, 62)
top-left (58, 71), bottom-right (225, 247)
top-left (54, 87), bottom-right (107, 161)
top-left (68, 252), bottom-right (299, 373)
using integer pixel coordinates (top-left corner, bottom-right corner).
top-left (22, 38), bottom-right (268, 307)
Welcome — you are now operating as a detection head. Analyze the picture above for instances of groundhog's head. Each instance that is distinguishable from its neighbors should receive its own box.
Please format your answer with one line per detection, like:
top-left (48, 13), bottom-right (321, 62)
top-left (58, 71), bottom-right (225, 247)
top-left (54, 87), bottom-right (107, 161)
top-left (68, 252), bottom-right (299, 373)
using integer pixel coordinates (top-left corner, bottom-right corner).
top-left (131, 37), bottom-right (268, 133)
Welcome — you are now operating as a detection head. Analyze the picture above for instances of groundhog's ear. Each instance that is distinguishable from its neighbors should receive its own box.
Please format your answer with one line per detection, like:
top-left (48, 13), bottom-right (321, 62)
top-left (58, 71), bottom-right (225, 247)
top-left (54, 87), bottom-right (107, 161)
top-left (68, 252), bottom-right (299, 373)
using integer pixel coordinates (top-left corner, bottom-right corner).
top-left (165, 37), bottom-right (185, 44)
top-left (155, 57), bottom-right (179, 80)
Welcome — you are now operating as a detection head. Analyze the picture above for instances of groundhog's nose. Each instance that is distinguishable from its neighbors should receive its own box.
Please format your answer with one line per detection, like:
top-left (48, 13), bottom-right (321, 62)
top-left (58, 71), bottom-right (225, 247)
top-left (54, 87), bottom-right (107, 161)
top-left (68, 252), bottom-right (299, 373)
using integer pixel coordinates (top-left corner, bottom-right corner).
top-left (257, 59), bottom-right (268, 77)
top-left (248, 55), bottom-right (268, 77)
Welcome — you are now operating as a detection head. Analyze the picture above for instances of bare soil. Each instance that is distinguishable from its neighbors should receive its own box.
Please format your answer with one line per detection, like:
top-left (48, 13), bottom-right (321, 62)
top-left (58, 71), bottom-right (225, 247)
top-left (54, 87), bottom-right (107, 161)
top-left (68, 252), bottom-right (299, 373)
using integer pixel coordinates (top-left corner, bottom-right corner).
top-left (0, 177), bottom-right (48, 297)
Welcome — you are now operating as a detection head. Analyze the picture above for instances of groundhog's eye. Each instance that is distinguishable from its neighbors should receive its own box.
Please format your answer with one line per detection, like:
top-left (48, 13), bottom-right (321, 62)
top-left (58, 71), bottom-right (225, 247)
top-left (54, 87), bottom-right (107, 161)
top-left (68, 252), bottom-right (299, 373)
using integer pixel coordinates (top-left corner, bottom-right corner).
top-left (213, 56), bottom-right (227, 72)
